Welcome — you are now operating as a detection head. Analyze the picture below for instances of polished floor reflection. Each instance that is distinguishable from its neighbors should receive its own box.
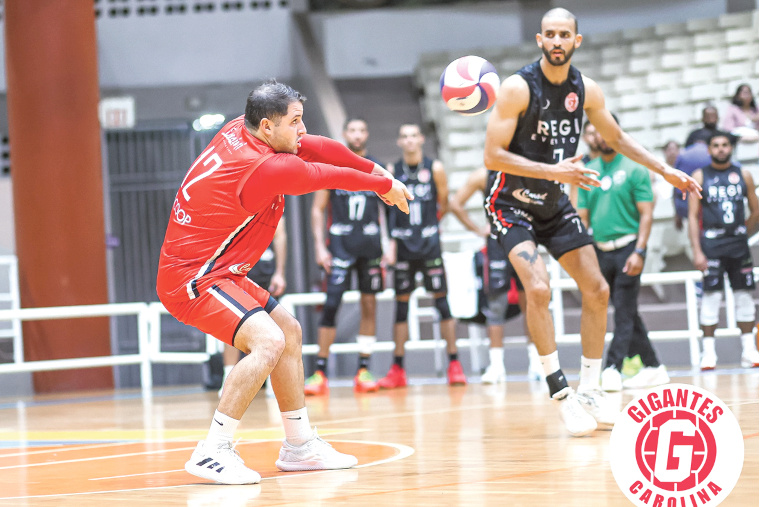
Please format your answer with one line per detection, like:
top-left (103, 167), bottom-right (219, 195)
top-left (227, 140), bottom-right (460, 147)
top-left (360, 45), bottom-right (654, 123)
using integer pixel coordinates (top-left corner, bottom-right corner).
top-left (0, 369), bottom-right (756, 506)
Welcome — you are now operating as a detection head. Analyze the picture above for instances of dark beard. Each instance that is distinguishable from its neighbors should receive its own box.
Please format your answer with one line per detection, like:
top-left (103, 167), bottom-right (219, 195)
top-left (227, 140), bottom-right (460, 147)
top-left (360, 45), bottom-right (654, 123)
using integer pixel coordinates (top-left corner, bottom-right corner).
top-left (711, 154), bottom-right (731, 164)
top-left (599, 146), bottom-right (616, 155)
top-left (542, 45), bottom-right (576, 66)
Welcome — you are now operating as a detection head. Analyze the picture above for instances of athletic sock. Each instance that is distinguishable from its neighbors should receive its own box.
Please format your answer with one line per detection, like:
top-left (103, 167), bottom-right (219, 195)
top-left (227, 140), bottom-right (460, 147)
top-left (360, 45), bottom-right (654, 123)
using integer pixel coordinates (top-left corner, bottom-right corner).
top-left (740, 333), bottom-right (755, 352)
top-left (206, 410), bottom-right (239, 448)
top-left (539, 350), bottom-right (561, 379)
top-left (489, 347), bottom-right (504, 370)
top-left (449, 353), bottom-right (458, 363)
top-left (315, 356), bottom-right (328, 376)
top-left (281, 407), bottom-right (312, 446)
top-left (702, 337), bottom-right (716, 355)
top-left (579, 356), bottom-right (602, 391)
top-left (358, 355), bottom-right (370, 371)
top-left (394, 355), bottom-right (404, 368)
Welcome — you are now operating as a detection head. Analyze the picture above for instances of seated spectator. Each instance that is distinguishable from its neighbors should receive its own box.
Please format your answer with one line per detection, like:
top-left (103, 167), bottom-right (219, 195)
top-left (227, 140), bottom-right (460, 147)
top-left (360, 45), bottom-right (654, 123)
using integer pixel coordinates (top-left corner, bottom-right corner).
top-left (663, 140), bottom-right (680, 168)
top-left (685, 106), bottom-right (719, 148)
top-left (722, 83), bottom-right (759, 143)
top-left (673, 142), bottom-right (710, 230)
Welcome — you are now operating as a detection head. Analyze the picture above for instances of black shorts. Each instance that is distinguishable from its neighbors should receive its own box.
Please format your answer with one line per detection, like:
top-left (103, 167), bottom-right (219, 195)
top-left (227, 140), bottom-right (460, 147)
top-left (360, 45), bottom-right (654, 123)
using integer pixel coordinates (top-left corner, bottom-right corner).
top-left (394, 257), bottom-right (447, 295)
top-left (485, 235), bottom-right (523, 294)
top-left (492, 201), bottom-right (593, 260)
top-left (327, 256), bottom-right (384, 294)
top-left (703, 246), bottom-right (756, 293)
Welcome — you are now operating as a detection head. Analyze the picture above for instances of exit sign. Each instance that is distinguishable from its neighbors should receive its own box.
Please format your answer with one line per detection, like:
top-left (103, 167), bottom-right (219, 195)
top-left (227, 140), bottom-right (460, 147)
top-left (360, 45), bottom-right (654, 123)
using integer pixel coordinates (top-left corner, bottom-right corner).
top-left (99, 96), bottom-right (135, 129)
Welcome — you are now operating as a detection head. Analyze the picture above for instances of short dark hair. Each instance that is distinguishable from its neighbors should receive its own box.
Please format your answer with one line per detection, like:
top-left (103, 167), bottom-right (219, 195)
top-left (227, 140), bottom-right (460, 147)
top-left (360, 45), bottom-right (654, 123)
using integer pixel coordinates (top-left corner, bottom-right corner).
top-left (344, 117), bottom-right (368, 130)
top-left (245, 80), bottom-right (306, 130)
top-left (708, 130), bottom-right (737, 147)
top-left (582, 120), bottom-right (593, 133)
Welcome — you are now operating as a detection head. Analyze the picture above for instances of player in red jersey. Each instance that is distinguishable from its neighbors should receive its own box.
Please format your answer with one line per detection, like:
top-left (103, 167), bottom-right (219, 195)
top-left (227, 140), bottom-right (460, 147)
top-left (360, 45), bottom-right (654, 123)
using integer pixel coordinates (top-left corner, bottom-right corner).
top-left (157, 81), bottom-right (412, 485)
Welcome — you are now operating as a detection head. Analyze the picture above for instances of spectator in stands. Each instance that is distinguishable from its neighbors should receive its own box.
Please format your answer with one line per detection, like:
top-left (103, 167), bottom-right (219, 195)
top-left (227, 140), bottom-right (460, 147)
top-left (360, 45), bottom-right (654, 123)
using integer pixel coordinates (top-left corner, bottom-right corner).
top-left (581, 121), bottom-right (600, 164)
top-left (673, 141), bottom-right (711, 230)
top-left (687, 131), bottom-right (759, 370)
top-left (685, 105), bottom-right (720, 148)
top-left (577, 117), bottom-right (670, 391)
top-left (722, 83), bottom-right (759, 143)
top-left (663, 140), bottom-right (680, 168)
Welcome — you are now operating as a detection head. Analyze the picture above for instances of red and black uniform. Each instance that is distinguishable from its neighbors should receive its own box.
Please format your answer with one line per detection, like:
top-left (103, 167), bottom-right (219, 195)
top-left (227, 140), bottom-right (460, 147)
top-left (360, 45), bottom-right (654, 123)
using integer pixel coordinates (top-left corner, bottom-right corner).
top-left (157, 115), bottom-right (391, 345)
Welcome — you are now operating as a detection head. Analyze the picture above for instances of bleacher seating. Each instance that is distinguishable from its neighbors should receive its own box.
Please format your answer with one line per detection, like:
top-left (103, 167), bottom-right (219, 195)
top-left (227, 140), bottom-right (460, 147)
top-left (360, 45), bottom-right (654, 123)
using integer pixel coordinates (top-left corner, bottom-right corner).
top-left (416, 11), bottom-right (759, 259)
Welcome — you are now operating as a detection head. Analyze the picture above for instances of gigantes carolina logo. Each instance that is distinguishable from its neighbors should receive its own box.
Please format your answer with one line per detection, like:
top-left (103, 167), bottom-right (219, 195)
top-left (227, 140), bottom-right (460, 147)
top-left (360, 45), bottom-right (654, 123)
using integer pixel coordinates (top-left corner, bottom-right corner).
top-left (609, 384), bottom-right (744, 506)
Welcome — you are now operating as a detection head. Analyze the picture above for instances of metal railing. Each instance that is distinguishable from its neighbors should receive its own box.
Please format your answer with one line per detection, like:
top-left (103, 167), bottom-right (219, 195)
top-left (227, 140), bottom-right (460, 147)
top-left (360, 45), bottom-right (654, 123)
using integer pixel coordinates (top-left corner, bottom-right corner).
top-left (0, 266), bottom-right (756, 390)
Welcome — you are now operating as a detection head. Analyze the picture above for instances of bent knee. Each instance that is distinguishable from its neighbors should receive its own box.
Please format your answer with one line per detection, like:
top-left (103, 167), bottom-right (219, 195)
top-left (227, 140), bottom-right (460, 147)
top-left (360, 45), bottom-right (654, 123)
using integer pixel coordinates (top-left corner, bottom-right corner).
top-left (582, 277), bottom-right (609, 305)
top-left (524, 282), bottom-right (552, 307)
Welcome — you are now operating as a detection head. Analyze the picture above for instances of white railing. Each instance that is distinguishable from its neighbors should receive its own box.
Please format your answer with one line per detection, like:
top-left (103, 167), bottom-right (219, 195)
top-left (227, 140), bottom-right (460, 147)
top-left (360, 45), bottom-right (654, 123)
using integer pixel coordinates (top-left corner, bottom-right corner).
top-left (0, 267), bottom-right (756, 390)
top-left (0, 255), bottom-right (22, 364)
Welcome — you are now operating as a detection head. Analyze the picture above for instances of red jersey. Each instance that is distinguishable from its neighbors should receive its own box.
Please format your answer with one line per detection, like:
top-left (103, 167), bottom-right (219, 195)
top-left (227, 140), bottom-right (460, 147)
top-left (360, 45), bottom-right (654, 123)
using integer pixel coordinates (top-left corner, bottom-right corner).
top-left (157, 115), bottom-right (391, 303)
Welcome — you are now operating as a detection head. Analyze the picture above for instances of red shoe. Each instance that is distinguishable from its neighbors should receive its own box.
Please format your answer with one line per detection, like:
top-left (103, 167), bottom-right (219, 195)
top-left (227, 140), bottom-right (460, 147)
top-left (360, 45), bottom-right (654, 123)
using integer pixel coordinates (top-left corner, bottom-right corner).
top-left (354, 368), bottom-right (379, 393)
top-left (378, 364), bottom-right (407, 389)
top-left (448, 360), bottom-right (467, 385)
top-left (304, 370), bottom-right (329, 396)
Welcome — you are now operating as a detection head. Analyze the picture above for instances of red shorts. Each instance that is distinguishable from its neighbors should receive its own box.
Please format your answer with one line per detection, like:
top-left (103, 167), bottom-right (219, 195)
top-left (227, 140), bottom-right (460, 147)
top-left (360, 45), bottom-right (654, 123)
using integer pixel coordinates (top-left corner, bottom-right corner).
top-left (162, 276), bottom-right (275, 347)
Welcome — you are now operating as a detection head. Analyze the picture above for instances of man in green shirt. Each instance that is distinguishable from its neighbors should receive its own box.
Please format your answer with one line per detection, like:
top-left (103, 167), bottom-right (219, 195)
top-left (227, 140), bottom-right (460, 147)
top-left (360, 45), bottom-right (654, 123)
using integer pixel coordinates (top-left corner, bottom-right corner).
top-left (577, 120), bottom-right (669, 392)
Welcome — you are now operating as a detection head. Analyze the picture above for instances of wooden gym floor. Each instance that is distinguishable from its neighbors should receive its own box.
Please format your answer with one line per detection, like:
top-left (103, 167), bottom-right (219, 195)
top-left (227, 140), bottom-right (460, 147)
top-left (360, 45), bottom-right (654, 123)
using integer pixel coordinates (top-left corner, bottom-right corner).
top-left (0, 368), bottom-right (756, 506)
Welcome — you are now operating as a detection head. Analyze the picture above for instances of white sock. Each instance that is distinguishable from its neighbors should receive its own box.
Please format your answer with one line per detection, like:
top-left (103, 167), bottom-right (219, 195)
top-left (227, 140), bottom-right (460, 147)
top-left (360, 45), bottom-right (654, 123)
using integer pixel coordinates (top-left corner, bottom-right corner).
top-left (703, 337), bottom-right (716, 355)
top-left (489, 347), bottom-right (504, 370)
top-left (740, 333), bottom-right (756, 352)
top-left (206, 410), bottom-right (239, 448)
top-left (579, 356), bottom-right (602, 390)
top-left (527, 343), bottom-right (540, 361)
top-left (539, 350), bottom-right (561, 378)
top-left (281, 407), bottom-right (312, 446)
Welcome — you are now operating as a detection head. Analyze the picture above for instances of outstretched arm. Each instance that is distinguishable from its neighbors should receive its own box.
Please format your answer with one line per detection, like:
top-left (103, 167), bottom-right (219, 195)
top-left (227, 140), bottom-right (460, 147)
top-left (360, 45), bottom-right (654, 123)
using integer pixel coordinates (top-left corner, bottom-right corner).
top-left (687, 169), bottom-right (707, 271)
top-left (583, 76), bottom-right (702, 198)
top-left (310, 190), bottom-right (332, 274)
top-left (297, 135), bottom-right (375, 172)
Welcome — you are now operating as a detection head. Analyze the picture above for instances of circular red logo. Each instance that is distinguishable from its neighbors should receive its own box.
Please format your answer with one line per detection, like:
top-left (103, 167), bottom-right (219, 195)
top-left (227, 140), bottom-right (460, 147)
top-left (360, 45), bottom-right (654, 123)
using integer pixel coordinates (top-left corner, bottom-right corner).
top-left (728, 172), bottom-right (741, 185)
top-left (610, 384), bottom-right (744, 507)
top-left (417, 168), bottom-right (431, 183)
top-left (565, 92), bottom-right (579, 112)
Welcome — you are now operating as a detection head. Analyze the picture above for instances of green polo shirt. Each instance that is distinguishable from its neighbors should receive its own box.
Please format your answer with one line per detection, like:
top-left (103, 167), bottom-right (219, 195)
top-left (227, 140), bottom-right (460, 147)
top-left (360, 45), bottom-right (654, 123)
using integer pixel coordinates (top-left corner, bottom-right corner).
top-left (577, 153), bottom-right (653, 244)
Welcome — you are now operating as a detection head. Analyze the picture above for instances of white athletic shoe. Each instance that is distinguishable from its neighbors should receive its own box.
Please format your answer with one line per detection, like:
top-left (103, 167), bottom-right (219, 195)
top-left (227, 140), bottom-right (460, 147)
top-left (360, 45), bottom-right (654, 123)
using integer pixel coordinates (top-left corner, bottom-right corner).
top-left (276, 428), bottom-right (358, 471)
top-left (481, 363), bottom-right (507, 384)
top-left (576, 387), bottom-right (619, 429)
top-left (601, 366), bottom-right (622, 392)
top-left (700, 350), bottom-right (717, 371)
top-left (552, 387), bottom-right (598, 437)
top-left (185, 440), bottom-right (261, 485)
top-left (622, 365), bottom-right (670, 389)
top-left (740, 337), bottom-right (760, 368)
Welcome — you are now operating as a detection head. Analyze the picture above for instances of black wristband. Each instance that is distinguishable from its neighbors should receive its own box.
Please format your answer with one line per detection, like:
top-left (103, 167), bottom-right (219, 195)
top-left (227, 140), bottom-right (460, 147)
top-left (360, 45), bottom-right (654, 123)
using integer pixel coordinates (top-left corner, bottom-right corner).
top-left (634, 247), bottom-right (647, 259)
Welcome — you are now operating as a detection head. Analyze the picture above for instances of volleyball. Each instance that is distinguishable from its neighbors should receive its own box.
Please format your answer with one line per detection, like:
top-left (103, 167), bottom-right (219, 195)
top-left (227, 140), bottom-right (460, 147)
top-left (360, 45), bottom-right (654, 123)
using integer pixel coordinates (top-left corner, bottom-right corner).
top-left (439, 55), bottom-right (500, 116)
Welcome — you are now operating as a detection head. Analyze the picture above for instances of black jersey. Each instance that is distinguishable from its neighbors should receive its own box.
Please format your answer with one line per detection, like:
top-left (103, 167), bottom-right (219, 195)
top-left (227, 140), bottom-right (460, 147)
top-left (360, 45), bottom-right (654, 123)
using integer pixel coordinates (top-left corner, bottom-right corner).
top-left (388, 156), bottom-right (442, 260)
top-left (700, 164), bottom-right (749, 257)
top-left (248, 243), bottom-right (275, 287)
top-left (327, 155), bottom-right (383, 259)
top-left (486, 60), bottom-right (584, 228)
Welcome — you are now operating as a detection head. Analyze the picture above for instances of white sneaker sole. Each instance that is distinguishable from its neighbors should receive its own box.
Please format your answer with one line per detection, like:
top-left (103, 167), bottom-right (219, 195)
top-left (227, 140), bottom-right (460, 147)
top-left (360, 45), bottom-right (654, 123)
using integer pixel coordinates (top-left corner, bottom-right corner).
top-left (185, 460), bottom-right (261, 485)
top-left (275, 457), bottom-right (358, 472)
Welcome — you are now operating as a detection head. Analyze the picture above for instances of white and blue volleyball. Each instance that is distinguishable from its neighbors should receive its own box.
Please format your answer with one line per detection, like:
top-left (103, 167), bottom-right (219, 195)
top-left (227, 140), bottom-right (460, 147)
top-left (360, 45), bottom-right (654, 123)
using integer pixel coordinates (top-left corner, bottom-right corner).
top-left (439, 55), bottom-right (500, 116)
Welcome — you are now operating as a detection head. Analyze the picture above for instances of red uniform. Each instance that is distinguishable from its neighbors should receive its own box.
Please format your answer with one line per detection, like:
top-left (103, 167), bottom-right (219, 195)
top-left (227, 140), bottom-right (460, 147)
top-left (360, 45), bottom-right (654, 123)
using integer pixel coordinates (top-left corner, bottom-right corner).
top-left (157, 115), bottom-right (391, 345)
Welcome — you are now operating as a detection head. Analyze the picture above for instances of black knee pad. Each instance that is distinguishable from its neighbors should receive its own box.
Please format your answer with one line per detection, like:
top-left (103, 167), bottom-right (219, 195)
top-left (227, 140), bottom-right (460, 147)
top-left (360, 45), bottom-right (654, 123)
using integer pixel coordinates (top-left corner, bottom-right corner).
top-left (395, 300), bottom-right (409, 323)
top-left (319, 285), bottom-right (344, 327)
top-left (434, 296), bottom-right (452, 320)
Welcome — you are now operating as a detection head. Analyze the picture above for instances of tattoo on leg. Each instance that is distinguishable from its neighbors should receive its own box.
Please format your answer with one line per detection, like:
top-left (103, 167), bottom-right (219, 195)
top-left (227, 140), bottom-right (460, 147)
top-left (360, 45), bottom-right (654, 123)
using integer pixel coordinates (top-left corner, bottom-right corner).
top-left (517, 248), bottom-right (539, 265)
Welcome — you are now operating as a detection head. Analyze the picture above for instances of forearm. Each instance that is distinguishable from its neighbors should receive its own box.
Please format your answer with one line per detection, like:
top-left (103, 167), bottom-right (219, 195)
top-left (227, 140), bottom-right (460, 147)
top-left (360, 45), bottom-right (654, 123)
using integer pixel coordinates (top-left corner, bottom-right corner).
top-left (637, 210), bottom-right (653, 249)
top-left (311, 210), bottom-right (327, 251)
top-left (746, 210), bottom-right (759, 235)
top-left (610, 131), bottom-right (666, 176)
top-left (687, 217), bottom-right (703, 255)
top-left (450, 205), bottom-right (482, 234)
top-left (483, 147), bottom-right (551, 180)
top-left (273, 230), bottom-right (287, 276)
top-left (297, 135), bottom-right (374, 172)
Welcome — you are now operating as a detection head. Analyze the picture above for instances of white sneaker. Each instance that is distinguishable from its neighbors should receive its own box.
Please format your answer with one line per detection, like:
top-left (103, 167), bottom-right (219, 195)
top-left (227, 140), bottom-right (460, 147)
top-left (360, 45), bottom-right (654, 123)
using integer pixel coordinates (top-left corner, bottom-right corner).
top-left (622, 365), bottom-right (670, 389)
top-left (740, 339), bottom-right (760, 368)
top-left (601, 366), bottom-right (622, 392)
top-left (185, 440), bottom-right (261, 485)
top-left (552, 387), bottom-right (598, 437)
top-left (700, 350), bottom-right (717, 371)
top-left (481, 363), bottom-right (507, 384)
top-left (276, 428), bottom-right (358, 471)
top-left (576, 387), bottom-right (619, 429)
